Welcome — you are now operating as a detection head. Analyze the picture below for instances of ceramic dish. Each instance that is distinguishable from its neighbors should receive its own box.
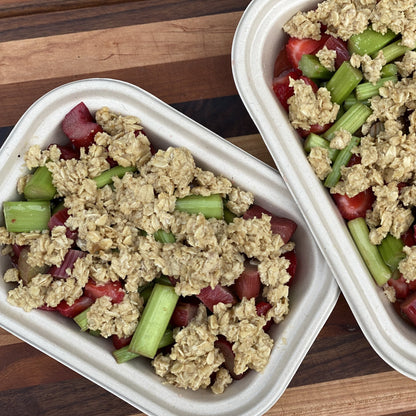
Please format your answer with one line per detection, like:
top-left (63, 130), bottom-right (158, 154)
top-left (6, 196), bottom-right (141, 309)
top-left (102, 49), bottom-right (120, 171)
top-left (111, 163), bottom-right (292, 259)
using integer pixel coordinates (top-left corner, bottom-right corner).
top-left (0, 78), bottom-right (338, 415)
top-left (232, 0), bottom-right (416, 381)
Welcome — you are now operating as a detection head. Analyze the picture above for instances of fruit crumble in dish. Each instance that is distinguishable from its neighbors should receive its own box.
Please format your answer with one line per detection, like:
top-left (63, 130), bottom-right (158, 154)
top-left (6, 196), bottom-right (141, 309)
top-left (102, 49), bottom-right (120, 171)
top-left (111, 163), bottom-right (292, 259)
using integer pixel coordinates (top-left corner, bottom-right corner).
top-left (0, 103), bottom-right (298, 394)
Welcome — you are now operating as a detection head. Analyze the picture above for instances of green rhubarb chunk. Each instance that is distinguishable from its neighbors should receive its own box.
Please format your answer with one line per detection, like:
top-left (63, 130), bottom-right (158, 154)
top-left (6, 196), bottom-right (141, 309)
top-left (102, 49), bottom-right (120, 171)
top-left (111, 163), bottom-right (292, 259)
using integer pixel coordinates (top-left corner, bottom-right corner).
top-left (355, 76), bottom-right (397, 101)
top-left (298, 54), bottom-right (333, 80)
top-left (375, 39), bottom-right (412, 63)
top-left (304, 133), bottom-right (339, 161)
top-left (324, 136), bottom-right (360, 188)
top-left (74, 308), bottom-right (90, 332)
top-left (153, 229), bottom-right (176, 243)
top-left (113, 328), bottom-right (174, 364)
top-left (24, 166), bottom-right (56, 201)
top-left (348, 27), bottom-right (397, 56)
top-left (380, 63), bottom-right (398, 78)
top-left (223, 205), bottom-right (237, 224)
top-left (92, 165), bottom-right (136, 188)
top-left (322, 103), bottom-right (372, 141)
top-left (378, 233), bottom-right (405, 272)
top-left (175, 194), bottom-right (224, 219)
top-left (326, 61), bottom-right (363, 105)
top-left (3, 201), bottom-right (51, 232)
top-left (129, 283), bottom-right (179, 358)
top-left (347, 217), bottom-right (391, 286)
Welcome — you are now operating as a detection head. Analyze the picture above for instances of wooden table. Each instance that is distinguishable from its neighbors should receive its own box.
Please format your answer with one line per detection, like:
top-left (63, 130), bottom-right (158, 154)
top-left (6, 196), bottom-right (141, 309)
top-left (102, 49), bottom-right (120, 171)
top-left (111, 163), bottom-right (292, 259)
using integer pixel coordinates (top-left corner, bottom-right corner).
top-left (1, 1), bottom-right (416, 415)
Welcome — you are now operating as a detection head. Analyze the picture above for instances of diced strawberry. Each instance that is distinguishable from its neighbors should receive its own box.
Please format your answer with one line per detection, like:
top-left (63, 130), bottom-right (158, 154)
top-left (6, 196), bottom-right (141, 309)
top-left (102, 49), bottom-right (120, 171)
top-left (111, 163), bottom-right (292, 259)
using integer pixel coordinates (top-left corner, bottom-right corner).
top-left (320, 35), bottom-right (350, 68)
top-left (243, 205), bottom-right (297, 243)
top-left (332, 188), bottom-right (375, 221)
top-left (48, 208), bottom-right (78, 241)
top-left (49, 249), bottom-right (86, 279)
top-left (234, 262), bottom-right (261, 300)
top-left (56, 295), bottom-right (94, 318)
top-left (112, 335), bottom-right (133, 350)
top-left (273, 46), bottom-right (294, 77)
top-left (106, 156), bottom-right (118, 168)
top-left (408, 279), bottom-right (416, 292)
top-left (256, 301), bottom-right (273, 332)
top-left (62, 102), bottom-right (103, 148)
top-left (48, 143), bottom-right (80, 160)
top-left (214, 335), bottom-right (246, 380)
top-left (84, 279), bottom-right (125, 303)
top-left (197, 285), bottom-right (237, 312)
top-left (297, 122), bottom-right (332, 138)
top-left (286, 37), bottom-right (327, 68)
top-left (402, 227), bottom-right (416, 247)
top-left (388, 275), bottom-right (410, 300)
top-left (347, 154), bottom-right (362, 167)
top-left (282, 250), bottom-right (297, 286)
top-left (170, 301), bottom-right (199, 327)
top-left (400, 292), bottom-right (416, 327)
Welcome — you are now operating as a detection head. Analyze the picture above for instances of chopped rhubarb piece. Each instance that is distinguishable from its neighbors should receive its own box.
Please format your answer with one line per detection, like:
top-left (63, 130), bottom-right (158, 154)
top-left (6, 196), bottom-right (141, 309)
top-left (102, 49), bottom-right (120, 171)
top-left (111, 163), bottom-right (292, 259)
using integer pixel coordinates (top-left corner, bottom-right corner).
top-left (112, 334), bottom-right (133, 350)
top-left (49, 249), bottom-right (86, 279)
top-left (234, 262), bottom-right (261, 300)
top-left (56, 295), bottom-right (94, 318)
top-left (320, 35), bottom-right (350, 68)
top-left (48, 208), bottom-right (78, 241)
top-left (62, 102), bottom-right (103, 148)
top-left (408, 279), bottom-right (416, 292)
top-left (256, 301), bottom-right (273, 332)
top-left (388, 275), bottom-right (409, 300)
top-left (197, 285), bottom-right (237, 312)
top-left (297, 122), bottom-right (332, 138)
top-left (282, 250), bottom-right (297, 286)
top-left (214, 335), bottom-right (245, 380)
top-left (48, 143), bottom-right (79, 160)
top-left (401, 226), bottom-right (416, 247)
top-left (38, 304), bottom-right (56, 312)
top-left (400, 292), bottom-right (416, 327)
top-left (18, 247), bottom-right (49, 285)
top-left (170, 301), bottom-right (198, 327)
top-left (84, 279), bottom-right (125, 303)
top-left (243, 204), bottom-right (297, 243)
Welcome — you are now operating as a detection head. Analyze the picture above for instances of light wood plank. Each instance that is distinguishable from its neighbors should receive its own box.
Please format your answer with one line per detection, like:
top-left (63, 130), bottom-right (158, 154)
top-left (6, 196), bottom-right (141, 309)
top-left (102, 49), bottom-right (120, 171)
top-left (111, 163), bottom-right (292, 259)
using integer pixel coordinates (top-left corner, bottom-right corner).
top-left (0, 12), bottom-right (241, 85)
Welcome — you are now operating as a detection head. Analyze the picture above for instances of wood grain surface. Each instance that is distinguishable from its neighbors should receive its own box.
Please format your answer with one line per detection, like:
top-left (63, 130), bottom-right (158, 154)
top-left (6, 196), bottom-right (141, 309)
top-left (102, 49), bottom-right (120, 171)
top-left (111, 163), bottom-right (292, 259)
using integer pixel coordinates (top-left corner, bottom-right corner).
top-left (1, 1), bottom-right (416, 415)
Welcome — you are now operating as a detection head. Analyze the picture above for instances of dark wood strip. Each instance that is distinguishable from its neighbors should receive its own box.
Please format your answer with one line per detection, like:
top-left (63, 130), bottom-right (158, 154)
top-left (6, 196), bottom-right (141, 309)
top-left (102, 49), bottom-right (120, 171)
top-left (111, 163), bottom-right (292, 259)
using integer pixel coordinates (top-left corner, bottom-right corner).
top-left (0, 378), bottom-right (137, 416)
top-left (0, 55), bottom-right (238, 127)
top-left (1, 0), bottom-right (250, 41)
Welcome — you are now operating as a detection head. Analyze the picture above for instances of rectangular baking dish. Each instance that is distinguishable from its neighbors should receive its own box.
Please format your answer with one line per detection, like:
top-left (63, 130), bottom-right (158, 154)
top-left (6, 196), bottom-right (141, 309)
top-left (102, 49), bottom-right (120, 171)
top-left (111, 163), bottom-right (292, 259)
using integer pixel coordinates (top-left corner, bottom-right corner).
top-left (0, 78), bottom-right (338, 416)
top-left (232, 0), bottom-right (416, 381)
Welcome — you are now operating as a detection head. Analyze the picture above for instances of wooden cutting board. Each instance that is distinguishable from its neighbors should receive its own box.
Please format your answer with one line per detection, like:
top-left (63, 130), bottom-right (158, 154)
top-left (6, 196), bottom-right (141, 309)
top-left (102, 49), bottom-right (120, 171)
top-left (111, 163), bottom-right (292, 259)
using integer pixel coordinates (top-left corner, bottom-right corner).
top-left (1, 1), bottom-right (416, 415)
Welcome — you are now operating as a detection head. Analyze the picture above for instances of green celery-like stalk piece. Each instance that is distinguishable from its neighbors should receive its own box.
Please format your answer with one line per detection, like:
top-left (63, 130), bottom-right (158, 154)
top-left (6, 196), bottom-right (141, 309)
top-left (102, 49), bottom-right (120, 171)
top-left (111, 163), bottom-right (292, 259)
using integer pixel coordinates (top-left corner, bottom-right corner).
top-left (324, 136), bottom-right (360, 188)
top-left (380, 63), bottom-right (398, 77)
top-left (375, 39), bottom-right (411, 63)
top-left (378, 233), bottom-right (405, 272)
top-left (153, 229), bottom-right (176, 243)
top-left (322, 103), bottom-right (372, 141)
top-left (138, 283), bottom-right (154, 304)
top-left (175, 194), bottom-right (224, 219)
top-left (348, 27), bottom-right (397, 56)
top-left (93, 165), bottom-right (136, 188)
top-left (129, 283), bottom-right (179, 358)
top-left (74, 308), bottom-right (90, 332)
top-left (113, 328), bottom-right (174, 364)
top-left (355, 76), bottom-right (397, 101)
top-left (223, 206), bottom-right (237, 224)
top-left (326, 61), bottom-right (363, 104)
top-left (24, 166), bottom-right (56, 201)
top-left (348, 217), bottom-right (391, 286)
top-left (304, 133), bottom-right (339, 161)
top-left (3, 201), bottom-right (51, 232)
top-left (298, 54), bottom-right (333, 80)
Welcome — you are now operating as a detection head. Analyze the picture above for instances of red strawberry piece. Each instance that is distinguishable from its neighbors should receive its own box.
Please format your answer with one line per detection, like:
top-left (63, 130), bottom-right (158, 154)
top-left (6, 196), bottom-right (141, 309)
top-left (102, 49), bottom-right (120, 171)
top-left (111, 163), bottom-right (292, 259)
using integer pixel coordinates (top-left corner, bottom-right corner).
top-left (62, 102), bottom-right (103, 148)
top-left (402, 226), bottom-right (416, 247)
top-left (243, 204), bottom-right (297, 243)
top-left (273, 46), bottom-right (294, 77)
top-left (56, 295), bottom-right (94, 318)
top-left (214, 335), bottom-right (246, 380)
top-left (170, 301), bottom-right (199, 327)
top-left (272, 69), bottom-right (302, 111)
top-left (234, 262), bottom-right (261, 300)
top-left (332, 188), bottom-right (375, 221)
top-left (282, 250), bottom-right (297, 286)
top-left (347, 154), bottom-right (362, 167)
top-left (48, 143), bottom-right (80, 160)
top-left (112, 335), bottom-right (133, 350)
top-left (84, 279), bottom-right (125, 304)
top-left (197, 284), bottom-right (237, 312)
top-left (256, 301), bottom-right (273, 332)
top-left (400, 292), bottom-right (416, 327)
top-left (388, 275), bottom-right (410, 300)
top-left (286, 37), bottom-right (327, 68)
top-left (297, 122), bottom-right (332, 138)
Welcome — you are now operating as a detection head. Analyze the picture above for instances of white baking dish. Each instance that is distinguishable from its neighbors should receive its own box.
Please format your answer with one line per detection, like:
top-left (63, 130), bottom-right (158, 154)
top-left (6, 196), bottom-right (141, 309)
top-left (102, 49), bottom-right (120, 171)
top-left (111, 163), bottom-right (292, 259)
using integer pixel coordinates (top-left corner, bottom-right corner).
top-left (232, 0), bottom-right (416, 380)
top-left (0, 78), bottom-right (338, 416)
